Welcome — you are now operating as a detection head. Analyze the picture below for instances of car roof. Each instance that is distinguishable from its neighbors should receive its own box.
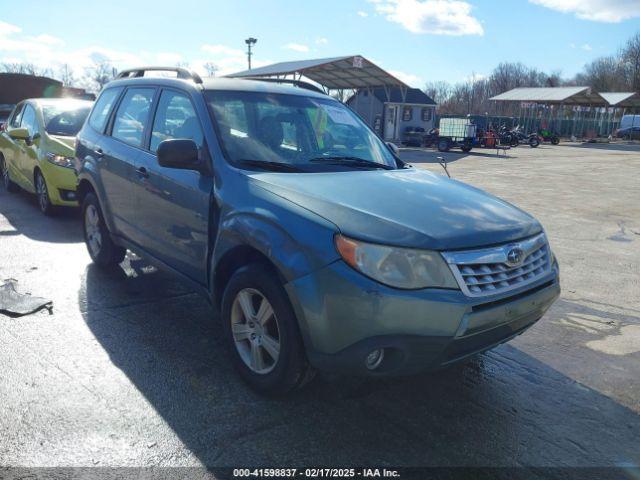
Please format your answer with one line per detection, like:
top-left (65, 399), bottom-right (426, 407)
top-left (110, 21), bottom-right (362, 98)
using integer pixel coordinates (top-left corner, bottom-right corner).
top-left (105, 75), bottom-right (332, 100)
top-left (24, 98), bottom-right (93, 108)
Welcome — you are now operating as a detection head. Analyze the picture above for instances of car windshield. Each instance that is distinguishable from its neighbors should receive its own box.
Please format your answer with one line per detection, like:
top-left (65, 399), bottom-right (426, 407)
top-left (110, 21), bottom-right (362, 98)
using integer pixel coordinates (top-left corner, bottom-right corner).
top-left (43, 103), bottom-right (91, 137)
top-left (205, 90), bottom-right (397, 171)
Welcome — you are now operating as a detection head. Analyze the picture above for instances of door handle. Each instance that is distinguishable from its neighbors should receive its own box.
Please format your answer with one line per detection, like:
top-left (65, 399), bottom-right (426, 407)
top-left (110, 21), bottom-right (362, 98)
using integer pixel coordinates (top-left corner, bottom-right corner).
top-left (136, 166), bottom-right (149, 179)
top-left (95, 148), bottom-right (104, 158)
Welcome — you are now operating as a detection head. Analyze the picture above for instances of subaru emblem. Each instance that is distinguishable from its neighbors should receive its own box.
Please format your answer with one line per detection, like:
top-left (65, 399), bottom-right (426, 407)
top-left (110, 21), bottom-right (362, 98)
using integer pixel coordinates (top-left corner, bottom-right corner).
top-left (506, 247), bottom-right (524, 266)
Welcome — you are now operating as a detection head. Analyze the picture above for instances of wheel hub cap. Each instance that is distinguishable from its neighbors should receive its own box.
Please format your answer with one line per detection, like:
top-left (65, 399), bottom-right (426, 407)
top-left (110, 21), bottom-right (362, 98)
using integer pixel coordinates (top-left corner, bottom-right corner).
top-left (230, 288), bottom-right (281, 375)
top-left (36, 175), bottom-right (48, 211)
top-left (84, 204), bottom-right (102, 256)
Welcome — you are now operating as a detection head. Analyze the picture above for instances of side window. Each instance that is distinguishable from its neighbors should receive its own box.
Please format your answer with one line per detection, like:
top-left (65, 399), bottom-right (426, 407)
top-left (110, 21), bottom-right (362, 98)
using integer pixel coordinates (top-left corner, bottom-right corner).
top-left (88, 87), bottom-right (123, 132)
top-left (150, 90), bottom-right (203, 153)
top-left (9, 103), bottom-right (25, 128)
top-left (21, 105), bottom-right (38, 136)
top-left (421, 107), bottom-right (432, 122)
top-left (111, 88), bottom-right (155, 148)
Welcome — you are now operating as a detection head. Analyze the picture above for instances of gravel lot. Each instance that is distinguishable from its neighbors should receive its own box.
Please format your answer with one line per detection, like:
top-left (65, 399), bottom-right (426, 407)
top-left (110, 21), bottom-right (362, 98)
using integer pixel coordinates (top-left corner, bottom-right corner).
top-left (0, 143), bottom-right (638, 472)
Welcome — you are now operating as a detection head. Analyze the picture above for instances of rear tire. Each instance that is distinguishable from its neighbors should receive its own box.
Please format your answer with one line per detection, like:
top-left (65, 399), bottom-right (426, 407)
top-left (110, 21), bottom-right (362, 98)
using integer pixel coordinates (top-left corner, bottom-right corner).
top-left (221, 263), bottom-right (315, 395)
top-left (82, 192), bottom-right (126, 268)
top-left (529, 137), bottom-right (540, 148)
top-left (1, 155), bottom-right (19, 193)
top-left (437, 138), bottom-right (450, 152)
top-left (551, 136), bottom-right (560, 145)
top-left (35, 170), bottom-right (55, 216)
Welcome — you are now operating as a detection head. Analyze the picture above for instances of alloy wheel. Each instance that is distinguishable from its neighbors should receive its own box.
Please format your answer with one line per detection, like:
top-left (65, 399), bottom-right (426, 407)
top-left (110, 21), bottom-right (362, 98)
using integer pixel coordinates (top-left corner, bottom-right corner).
top-left (84, 204), bottom-right (102, 257)
top-left (1, 160), bottom-right (9, 189)
top-left (36, 174), bottom-right (49, 212)
top-left (230, 288), bottom-right (281, 374)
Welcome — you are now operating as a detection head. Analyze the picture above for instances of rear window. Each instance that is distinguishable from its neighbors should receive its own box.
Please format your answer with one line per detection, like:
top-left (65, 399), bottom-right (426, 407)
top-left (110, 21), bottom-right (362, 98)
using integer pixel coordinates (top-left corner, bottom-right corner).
top-left (88, 87), bottom-right (123, 133)
top-left (111, 88), bottom-right (155, 148)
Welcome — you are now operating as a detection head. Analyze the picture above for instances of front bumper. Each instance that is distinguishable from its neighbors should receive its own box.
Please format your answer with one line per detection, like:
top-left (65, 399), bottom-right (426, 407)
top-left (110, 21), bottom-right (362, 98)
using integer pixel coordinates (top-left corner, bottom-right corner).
top-left (286, 260), bottom-right (560, 376)
top-left (40, 161), bottom-right (78, 206)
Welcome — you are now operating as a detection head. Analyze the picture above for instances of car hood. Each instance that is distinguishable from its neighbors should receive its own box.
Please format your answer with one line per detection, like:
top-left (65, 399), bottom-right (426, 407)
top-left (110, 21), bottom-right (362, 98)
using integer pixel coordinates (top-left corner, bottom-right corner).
top-left (49, 135), bottom-right (76, 152)
top-left (249, 168), bottom-right (542, 250)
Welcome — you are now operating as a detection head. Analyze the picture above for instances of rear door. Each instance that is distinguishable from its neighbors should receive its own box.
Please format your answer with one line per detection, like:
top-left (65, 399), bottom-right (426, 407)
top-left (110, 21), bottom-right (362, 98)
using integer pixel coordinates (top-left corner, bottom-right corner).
top-left (102, 87), bottom-right (156, 240)
top-left (132, 88), bottom-right (212, 284)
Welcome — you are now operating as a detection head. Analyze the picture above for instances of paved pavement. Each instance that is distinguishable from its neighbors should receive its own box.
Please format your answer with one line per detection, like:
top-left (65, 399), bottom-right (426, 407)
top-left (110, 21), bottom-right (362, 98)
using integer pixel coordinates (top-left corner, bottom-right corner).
top-left (0, 143), bottom-right (638, 471)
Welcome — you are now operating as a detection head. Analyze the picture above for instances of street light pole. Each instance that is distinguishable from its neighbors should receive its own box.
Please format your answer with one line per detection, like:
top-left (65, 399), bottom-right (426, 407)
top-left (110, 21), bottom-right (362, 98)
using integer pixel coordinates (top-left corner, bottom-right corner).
top-left (245, 37), bottom-right (257, 70)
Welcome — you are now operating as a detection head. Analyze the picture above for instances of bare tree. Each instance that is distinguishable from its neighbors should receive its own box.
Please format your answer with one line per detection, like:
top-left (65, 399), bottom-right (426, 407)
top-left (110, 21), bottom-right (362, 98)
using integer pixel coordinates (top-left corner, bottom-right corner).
top-left (424, 81), bottom-right (452, 105)
top-left (58, 64), bottom-right (76, 86)
top-left (621, 32), bottom-right (640, 90)
top-left (0, 62), bottom-right (52, 77)
top-left (203, 62), bottom-right (219, 77)
top-left (85, 61), bottom-right (116, 92)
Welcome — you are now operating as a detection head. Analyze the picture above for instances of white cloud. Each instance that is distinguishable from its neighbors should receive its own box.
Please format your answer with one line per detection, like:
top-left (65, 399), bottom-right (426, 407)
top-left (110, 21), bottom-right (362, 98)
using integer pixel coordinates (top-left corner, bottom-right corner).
top-left (464, 72), bottom-right (487, 83)
top-left (0, 21), bottom-right (21, 36)
top-left (196, 44), bottom-right (273, 76)
top-left (29, 34), bottom-right (65, 46)
top-left (569, 42), bottom-right (593, 51)
top-left (357, 10), bottom-right (369, 17)
top-left (529, 0), bottom-right (640, 22)
top-left (315, 37), bottom-right (329, 45)
top-left (0, 22), bottom-right (264, 88)
top-left (283, 43), bottom-right (310, 52)
top-left (371, 0), bottom-right (483, 36)
top-left (201, 44), bottom-right (245, 57)
top-left (155, 52), bottom-right (183, 65)
top-left (389, 69), bottom-right (422, 87)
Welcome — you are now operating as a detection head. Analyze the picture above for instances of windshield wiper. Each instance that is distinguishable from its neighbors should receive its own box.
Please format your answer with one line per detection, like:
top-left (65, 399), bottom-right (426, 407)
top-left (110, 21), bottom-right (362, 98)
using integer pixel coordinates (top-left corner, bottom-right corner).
top-left (237, 159), bottom-right (305, 172)
top-left (309, 156), bottom-right (394, 170)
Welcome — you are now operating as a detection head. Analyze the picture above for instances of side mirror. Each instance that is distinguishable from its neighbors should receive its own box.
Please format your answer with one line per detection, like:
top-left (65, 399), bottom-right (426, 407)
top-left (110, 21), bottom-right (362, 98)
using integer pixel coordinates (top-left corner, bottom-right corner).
top-left (8, 127), bottom-right (30, 140)
top-left (157, 139), bottom-right (201, 172)
top-left (386, 141), bottom-right (400, 156)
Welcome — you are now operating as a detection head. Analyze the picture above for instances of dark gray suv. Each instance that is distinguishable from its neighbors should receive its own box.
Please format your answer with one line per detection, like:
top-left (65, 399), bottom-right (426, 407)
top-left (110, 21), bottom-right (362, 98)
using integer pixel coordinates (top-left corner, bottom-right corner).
top-left (76, 67), bottom-right (560, 395)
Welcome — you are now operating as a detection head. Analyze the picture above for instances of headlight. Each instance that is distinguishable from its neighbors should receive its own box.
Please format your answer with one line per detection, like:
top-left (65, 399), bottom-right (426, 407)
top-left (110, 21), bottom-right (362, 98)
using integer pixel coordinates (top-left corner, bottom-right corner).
top-left (46, 152), bottom-right (74, 169)
top-left (335, 234), bottom-right (458, 290)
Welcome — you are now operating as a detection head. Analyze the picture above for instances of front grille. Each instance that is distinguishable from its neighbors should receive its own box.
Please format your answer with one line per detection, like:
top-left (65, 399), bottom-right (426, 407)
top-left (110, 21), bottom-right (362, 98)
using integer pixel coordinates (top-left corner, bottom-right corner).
top-left (442, 233), bottom-right (551, 298)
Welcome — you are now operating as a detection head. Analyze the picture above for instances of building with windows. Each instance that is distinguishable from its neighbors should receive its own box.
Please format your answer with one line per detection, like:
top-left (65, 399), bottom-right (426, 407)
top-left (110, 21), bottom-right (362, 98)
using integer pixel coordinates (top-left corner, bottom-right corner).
top-left (346, 87), bottom-right (436, 142)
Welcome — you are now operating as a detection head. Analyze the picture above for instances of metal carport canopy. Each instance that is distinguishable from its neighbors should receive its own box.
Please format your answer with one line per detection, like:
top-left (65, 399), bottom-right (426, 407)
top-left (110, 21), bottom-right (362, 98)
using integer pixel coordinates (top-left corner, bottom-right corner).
top-left (490, 87), bottom-right (607, 106)
top-left (227, 55), bottom-right (409, 90)
top-left (599, 92), bottom-right (640, 108)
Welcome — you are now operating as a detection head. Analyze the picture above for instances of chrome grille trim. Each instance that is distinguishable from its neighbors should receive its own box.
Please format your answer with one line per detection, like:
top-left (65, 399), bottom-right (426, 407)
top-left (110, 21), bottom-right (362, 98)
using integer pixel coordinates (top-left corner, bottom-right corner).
top-left (441, 233), bottom-right (551, 298)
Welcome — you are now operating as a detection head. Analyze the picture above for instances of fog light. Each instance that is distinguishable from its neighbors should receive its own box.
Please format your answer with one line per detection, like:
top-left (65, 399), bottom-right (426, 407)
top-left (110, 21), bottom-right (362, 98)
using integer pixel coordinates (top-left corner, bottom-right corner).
top-left (365, 349), bottom-right (384, 370)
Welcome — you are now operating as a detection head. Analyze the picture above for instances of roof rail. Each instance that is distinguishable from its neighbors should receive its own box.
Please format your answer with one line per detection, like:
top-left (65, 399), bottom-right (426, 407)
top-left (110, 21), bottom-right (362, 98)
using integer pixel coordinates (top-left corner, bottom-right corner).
top-left (116, 67), bottom-right (203, 84)
top-left (239, 77), bottom-right (325, 94)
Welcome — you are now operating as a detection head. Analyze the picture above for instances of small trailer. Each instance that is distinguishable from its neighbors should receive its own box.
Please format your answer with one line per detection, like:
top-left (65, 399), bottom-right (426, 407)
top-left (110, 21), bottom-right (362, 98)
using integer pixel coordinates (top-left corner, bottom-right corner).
top-left (437, 117), bottom-right (477, 152)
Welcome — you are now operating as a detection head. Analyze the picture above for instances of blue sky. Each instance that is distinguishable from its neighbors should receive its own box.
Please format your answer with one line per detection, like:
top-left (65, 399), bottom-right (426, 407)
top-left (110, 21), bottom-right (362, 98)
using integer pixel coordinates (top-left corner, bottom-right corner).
top-left (0, 0), bottom-right (639, 88)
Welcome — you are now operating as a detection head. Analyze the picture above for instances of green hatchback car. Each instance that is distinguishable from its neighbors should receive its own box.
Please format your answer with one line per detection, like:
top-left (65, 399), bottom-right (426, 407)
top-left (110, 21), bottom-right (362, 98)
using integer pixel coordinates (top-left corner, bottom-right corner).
top-left (0, 98), bottom-right (92, 215)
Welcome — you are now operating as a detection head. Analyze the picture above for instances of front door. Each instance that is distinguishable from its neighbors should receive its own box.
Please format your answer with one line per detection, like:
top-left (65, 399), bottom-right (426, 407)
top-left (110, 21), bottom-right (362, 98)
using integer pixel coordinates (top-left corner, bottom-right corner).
top-left (15, 103), bottom-right (40, 191)
top-left (133, 89), bottom-right (211, 284)
top-left (384, 105), bottom-right (397, 140)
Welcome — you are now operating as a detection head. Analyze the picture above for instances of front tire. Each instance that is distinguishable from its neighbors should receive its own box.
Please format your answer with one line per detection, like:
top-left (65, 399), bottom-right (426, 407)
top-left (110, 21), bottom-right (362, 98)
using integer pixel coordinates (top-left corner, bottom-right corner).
top-left (551, 136), bottom-right (560, 145)
top-left (1, 155), bottom-right (19, 193)
top-left (529, 137), bottom-right (540, 148)
top-left (82, 192), bottom-right (126, 268)
top-left (35, 170), bottom-right (55, 216)
top-left (221, 263), bottom-right (314, 395)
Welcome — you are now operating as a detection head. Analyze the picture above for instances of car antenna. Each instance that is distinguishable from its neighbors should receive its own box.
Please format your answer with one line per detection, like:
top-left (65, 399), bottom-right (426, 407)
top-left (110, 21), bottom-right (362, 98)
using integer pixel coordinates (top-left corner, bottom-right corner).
top-left (437, 156), bottom-right (450, 178)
